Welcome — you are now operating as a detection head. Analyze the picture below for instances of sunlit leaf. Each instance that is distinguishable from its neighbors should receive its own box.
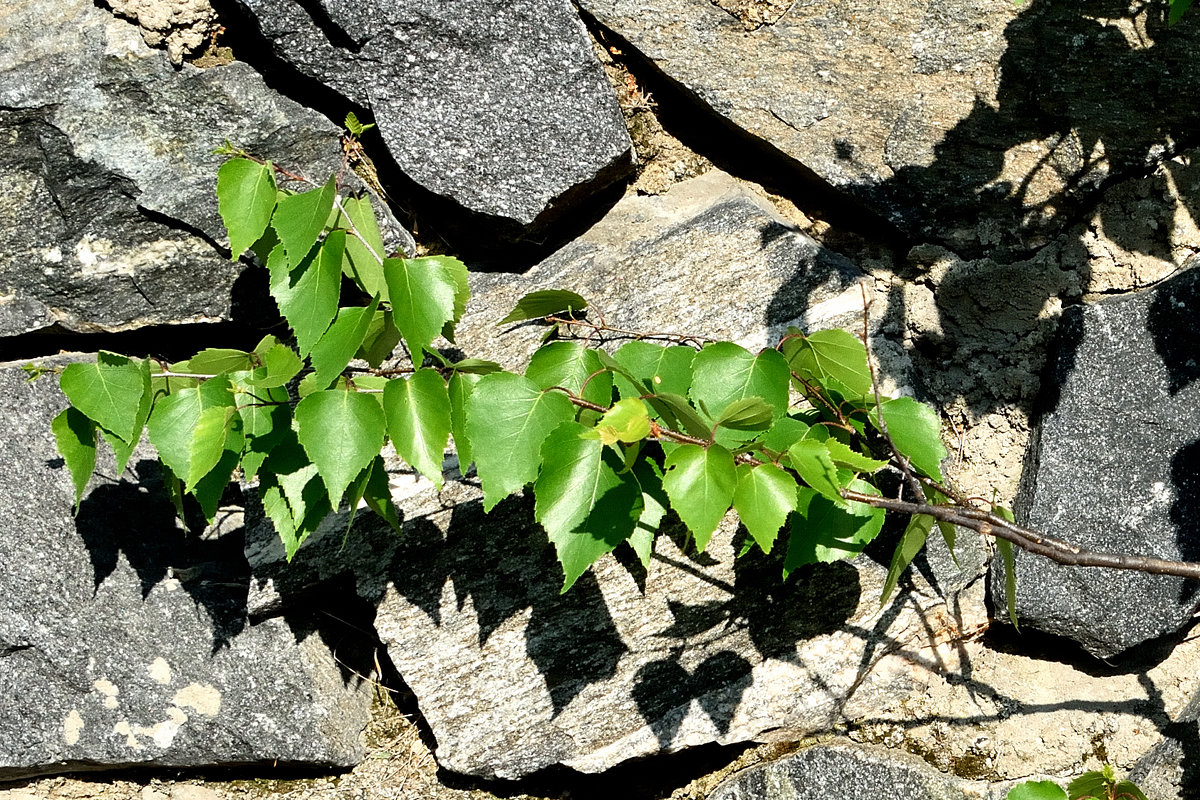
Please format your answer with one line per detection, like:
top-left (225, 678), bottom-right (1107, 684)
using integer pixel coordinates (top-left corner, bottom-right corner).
top-left (690, 343), bottom-right (789, 444)
top-left (612, 341), bottom-right (694, 400)
top-left (217, 158), bottom-right (276, 259)
top-left (384, 256), bottom-right (459, 361)
top-left (876, 396), bottom-right (946, 481)
top-left (272, 175), bottom-right (336, 267)
top-left (295, 388), bottom-right (388, 510)
top-left (181, 348), bottom-right (255, 375)
top-left (60, 352), bottom-right (148, 444)
top-left (309, 296), bottom-right (380, 389)
top-left (1006, 781), bottom-right (1067, 800)
top-left (583, 398), bottom-right (651, 447)
top-left (448, 371), bottom-right (481, 472)
top-left (662, 443), bottom-right (736, 551)
top-left (788, 439), bottom-right (844, 504)
top-left (526, 341), bottom-right (613, 407)
top-left (732, 463), bottom-right (798, 554)
top-left (384, 369), bottom-right (451, 489)
top-left (338, 194), bottom-right (388, 300)
top-left (267, 237), bottom-right (343, 357)
top-left (783, 328), bottom-right (872, 397)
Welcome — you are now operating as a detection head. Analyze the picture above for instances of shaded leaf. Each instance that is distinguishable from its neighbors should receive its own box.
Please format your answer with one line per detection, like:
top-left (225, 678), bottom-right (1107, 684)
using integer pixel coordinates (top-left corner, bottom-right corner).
top-left (645, 392), bottom-right (710, 439)
top-left (295, 388), bottom-right (388, 509)
top-left (732, 463), bottom-right (798, 554)
top-left (822, 436), bottom-right (888, 473)
top-left (182, 348), bottom-right (255, 375)
top-left (356, 310), bottom-right (403, 368)
top-left (880, 514), bottom-right (934, 604)
top-left (52, 407), bottom-right (97, 509)
top-left (996, 536), bottom-right (1020, 631)
top-left (217, 158), bottom-right (276, 259)
top-left (384, 369), bottom-right (451, 489)
top-left (499, 289), bottom-right (588, 324)
top-left (662, 443), bottom-right (736, 551)
top-left (785, 481), bottom-right (885, 576)
top-left (309, 296), bottom-right (381, 388)
top-left (714, 397), bottom-right (775, 432)
top-left (450, 358), bottom-right (502, 375)
top-left (228, 372), bottom-right (291, 482)
top-left (362, 454), bottom-right (402, 533)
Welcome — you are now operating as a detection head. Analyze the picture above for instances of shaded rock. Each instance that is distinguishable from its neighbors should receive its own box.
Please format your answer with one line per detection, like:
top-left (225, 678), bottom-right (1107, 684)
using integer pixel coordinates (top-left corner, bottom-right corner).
top-left (580, 0), bottom-right (1200, 255)
top-left (1130, 681), bottom-right (1200, 800)
top-left (708, 741), bottom-right (1000, 800)
top-left (244, 170), bottom-right (988, 779)
top-left (0, 359), bottom-right (373, 781)
top-left (235, 0), bottom-right (632, 230)
top-left (997, 262), bottom-right (1200, 658)
top-left (0, 0), bottom-right (374, 335)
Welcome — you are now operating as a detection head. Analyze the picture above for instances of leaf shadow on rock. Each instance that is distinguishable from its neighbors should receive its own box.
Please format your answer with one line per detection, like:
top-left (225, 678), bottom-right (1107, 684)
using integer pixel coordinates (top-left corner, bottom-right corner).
top-left (73, 459), bottom-right (250, 654)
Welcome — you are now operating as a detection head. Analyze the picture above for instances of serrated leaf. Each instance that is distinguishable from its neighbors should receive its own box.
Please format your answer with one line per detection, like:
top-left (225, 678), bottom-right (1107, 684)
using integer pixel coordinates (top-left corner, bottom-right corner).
top-left (465, 372), bottom-right (574, 511)
top-left (534, 421), bottom-right (643, 592)
top-left (355, 310), bottom-right (402, 368)
top-left (583, 398), bottom-right (651, 446)
top-left (295, 388), bottom-right (388, 510)
top-left (788, 439), bottom-right (844, 504)
top-left (1006, 781), bottom-right (1067, 800)
top-left (498, 289), bottom-right (588, 324)
top-left (785, 481), bottom-right (885, 575)
top-left (714, 397), bottom-right (775, 432)
top-left (344, 111), bottom-right (374, 136)
top-left (1110, 781), bottom-right (1149, 800)
top-left (60, 351), bottom-right (148, 444)
top-left (52, 407), bottom-right (97, 509)
top-left (526, 342), bottom-right (612, 407)
top-left (645, 392), bottom-right (710, 439)
top-left (448, 372), bottom-right (481, 471)
top-left (612, 341), bottom-right (695, 400)
top-left (1067, 772), bottom-right (1110, 800)
top-left (146, 376), bottom-right (235, 485)
top-left (260, 452), bottom-right (331, 560)
top-left (217, 158), bottom-right (276, 259)
top-left (384, 369), bottom-right (451, 489)
top-left (272, 175), bottom-right (336, 266)
top-left (384, 256), bottom-right (458, 361)
top-left (181, 348), bottom-right (255, 375)
top-left (1170, 0), bottom-right (1194, 25)
top-left (228, 372), bottom-right (291, 482)
top-left (732, 463), bottom-right (798, 554)
top-left (690, 343), bottom-right (789, 431)
top-left (309, 296), bottom-right (381, 389)
top-left (759, 416), bottom-right (812, 459)
top-left (267, 236), bottom-right (343, 357)
top-left (339, 194), bottom-right (388, 301)
top-left (450, 359), bottom-right (502, 375)
top-left (822, 437), bottom-right (888, 473)
top-left (876, 397), bottom-right (946, 481)
top-left (244, 344), bottom-right (302, 389)
top-left (429, 256), bottom-right (469, 342)
top-left (662, 444), bottom-right (736, 551)
top-left (186, 404), bottom-right (242, 492)
top-left (880, 514), bottom-right (934, 604)
top-left (783, 328), bottom-right (873, 397)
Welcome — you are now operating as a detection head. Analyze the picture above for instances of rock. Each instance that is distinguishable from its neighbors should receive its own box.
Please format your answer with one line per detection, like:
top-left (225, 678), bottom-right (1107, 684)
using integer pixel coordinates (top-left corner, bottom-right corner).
top-left (579, 0), bottom-right (1200, 255)
top-left (997, 262), bottom-right (1200, 658)
top-left (0, 358), bottom-right (373, 781)
top-left (707, 741), bottom-right (1000, 800)
top-left (1130, 684), bottom-right (1200, 800)
top-left (243, 170), bottom-right (990, 779)
top-left (235, 0), bottom-right (633, 231)
top-left (0, 0), bottom-right (382, 335)
top-left (100, 0), bottom-right (217, 65)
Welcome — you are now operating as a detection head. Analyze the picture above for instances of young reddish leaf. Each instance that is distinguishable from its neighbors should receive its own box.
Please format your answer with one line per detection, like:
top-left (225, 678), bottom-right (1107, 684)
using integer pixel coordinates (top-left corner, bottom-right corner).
top-left (267, 235), bottom-right (344, 356)
top-left (383, 369), bottom-right (452, 489)
top-left (272, 175), bottom-right (336, 266)
top-left (732, 463), bottom-right (798, 554)
top-left (308, 296), bottom-right (380, 389)
top-left (294, 388), bottom-right (388, 510)
top-left (52, 407), bottom-right (97, 509)
top-left (662, 443), bottom-right (736, 552)
top-left (465, 371), bottom-right (574, 511)
top-left (217, 158), bottom-right (276, 260)
top-left (384, 256), bottom-right (458, 361)
top-left (534, 421), bottom-right (643, 592)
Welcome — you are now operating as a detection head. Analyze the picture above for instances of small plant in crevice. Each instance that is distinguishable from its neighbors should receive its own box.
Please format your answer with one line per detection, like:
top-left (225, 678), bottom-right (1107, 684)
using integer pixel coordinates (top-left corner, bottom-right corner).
top-left (1007, 765), bottom-right (1149, 800)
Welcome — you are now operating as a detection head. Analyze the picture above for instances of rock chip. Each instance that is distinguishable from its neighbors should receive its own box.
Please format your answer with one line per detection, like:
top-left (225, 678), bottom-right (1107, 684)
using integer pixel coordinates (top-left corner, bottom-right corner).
top-left (580, 0), bottom-right (1200, 255)
top-left (0, 359), bottom-right (373, 781)
top-left (997, 262), bottom-right (1200, 658)
top-left (235, 0), bottom-right (632, 230)
top-left (0, 0), bottom-right (370, 335)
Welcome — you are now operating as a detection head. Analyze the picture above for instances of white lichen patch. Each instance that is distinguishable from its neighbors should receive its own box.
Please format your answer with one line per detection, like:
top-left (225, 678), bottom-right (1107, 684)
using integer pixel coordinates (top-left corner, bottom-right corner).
top-left (112, 719), bottom-right (142, 750)
top-left (147, 657), bottom-right (172, 685)
top-left (62, 709), bottom-right (84, 745)
top-left (93, 678), bottom-right (120, 710)
top-left (173, 683), bottom-right (221, 716)
top-left (134, 706), bottom-right (188, 748)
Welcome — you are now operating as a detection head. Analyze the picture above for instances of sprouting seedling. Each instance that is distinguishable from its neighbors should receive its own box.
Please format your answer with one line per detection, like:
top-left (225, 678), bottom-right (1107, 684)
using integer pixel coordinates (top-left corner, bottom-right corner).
top-left (344, 112), bottom-right (376, 138)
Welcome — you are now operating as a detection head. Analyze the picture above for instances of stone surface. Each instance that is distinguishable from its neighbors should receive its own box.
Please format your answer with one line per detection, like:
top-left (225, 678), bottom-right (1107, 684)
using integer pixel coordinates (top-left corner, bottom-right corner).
top-left (100, 0), bottom-right (217, 65)
top-left (235, 0), bottom-right (632, 230)
top-left (0, 359), bottom-right (373, 781)
top-left (0, 0), bottom-right (372, 335)
top-left (580, 0), bottom-right (1200, 255)
top-left (1130, 682), bottom-right (1200, 800)
top-left (996, 262), bottom-right (1200, 658)
top-left (708, 741), bottom-right (998, 800)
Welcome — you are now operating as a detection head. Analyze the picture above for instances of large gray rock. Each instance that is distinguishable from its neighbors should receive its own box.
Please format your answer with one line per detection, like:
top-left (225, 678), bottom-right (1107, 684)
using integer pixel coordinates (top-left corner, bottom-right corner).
top-left (0, 359), bottom-right (373, 780)
top-left (244, 170), bottom-right (990, 779)
top-left (0, 0), bottom-right (364, 335)
top-left (580, 0), bottom-right (1200, 255)
top-left (997, 263), bottom-right (1200, 658)
top-left (1130, 684), bottom-right (1200, 800)
top-left (236, 0), bottom-right (633, 230)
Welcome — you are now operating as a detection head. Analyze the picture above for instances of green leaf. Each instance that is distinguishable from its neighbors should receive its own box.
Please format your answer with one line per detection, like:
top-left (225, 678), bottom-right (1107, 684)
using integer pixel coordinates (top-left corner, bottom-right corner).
top-left (785, 480), bottom-right (885, 575)
top-left (662, 444), bottom-right (736, 551)
top-left (759, 416), bottom-right (812, 457)
top-left (272, 175), bottom-right (337, 266)
top-left (228, 372), bottom-right (290, 482)
top-left (309, 296), bottom-right (381, 389)
top-left (361, 454), bottom-right (402, 533)
top-left (448, 372), bottom-right (482, 471)
top-left (244, 343), bottom-right (302, 389)
top-left (260, 453), bottom-right (331, 560)
top-left (295, 388), bottom-right (388, 510)
top-left (632, 457), bottom-right (669, 547)
top-left (583, 398), bottom-right (651, 447)
top-left (690, 343), bottom-right (789, 427)
top-left (788, 439), bottom-right (844, 504)
top-left (714, 397), bottom-right (775, 432)
top-left (429, 256), bottom-right (470, 342)
top-left (344, 111), bottom-right (374, 136)
top-left (534, 421), bottom-right (643, 592)
top-left (180, 348), bottom-right (255, 375)
top-left (783, 328), bottom-right (872, 397)
top-left (339, 195), bottom-right (388, 300)
top-left (612, 341), bottom-right (694, 400)
top-left (52, 407), bottom-right (97, 509)
top-left (498, 289), bottom-right (588, 324)
top-left (1006, 781), bottom-right (1067, 800)
top-left (644, 392), bottom-right (710, 439)
top-left (384, 369), bottom-right (452, 489)
top-left (217, 158), bottom-right (276, 260)
top-left (110, 357), bottom-right (153, 475)
top-left (59, 352), bottom-right (148, 444)
top-left (1170, 0), bottom-right (1194, 25)
top-left (449, 358), bottom-right (502, 375)
top-left (526, 341), bottom-right (612, 407)
top-left (996, 537), bottom-right (1019, 630)
top-left (355, 310), bottom-right (403, 368)
top-left (880, 514), bottom-right (934, 604)
top-left (267, 236), bottom-right (343, 357)
top-left (465, 372), bottom-right (575, 511)
top-left (145, 376), bottom-right (236, 492)
top-left (822, 436), bottom-right (888, 473)
top-left (384, 256), bottom-right (459, 361)
top-left (1067, 772), bottom-right (1111, 800)
top-left (875, 397), bottom-right (946, 481)
top-left (1110, 781), bottom-right (1149, 800)
top-left (186, 404), bottom-right (242, 492)
top-left (732, 463), bottom-right (798, 554)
